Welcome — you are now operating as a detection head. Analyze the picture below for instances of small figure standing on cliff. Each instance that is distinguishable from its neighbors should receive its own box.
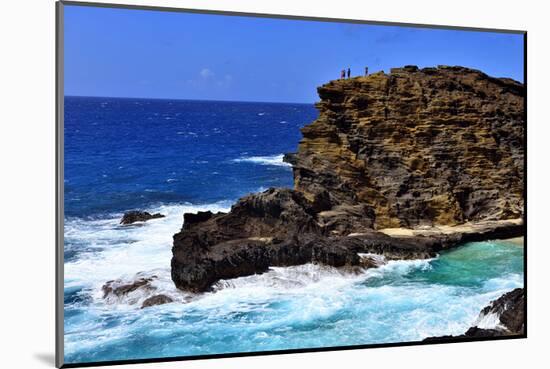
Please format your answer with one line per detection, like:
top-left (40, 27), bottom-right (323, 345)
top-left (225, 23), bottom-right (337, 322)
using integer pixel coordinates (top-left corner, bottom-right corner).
top-left (347, 68), bottom-right (351, 79)
top-left (340, 69), bottom-right (346, 79)
top-left (365, 66), bottom-right (369, 76)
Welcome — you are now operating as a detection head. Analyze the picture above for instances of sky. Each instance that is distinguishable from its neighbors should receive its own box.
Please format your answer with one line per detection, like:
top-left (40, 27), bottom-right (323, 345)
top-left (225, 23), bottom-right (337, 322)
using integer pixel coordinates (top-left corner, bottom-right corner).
top-left (64, 5), bottom-right (525, 103)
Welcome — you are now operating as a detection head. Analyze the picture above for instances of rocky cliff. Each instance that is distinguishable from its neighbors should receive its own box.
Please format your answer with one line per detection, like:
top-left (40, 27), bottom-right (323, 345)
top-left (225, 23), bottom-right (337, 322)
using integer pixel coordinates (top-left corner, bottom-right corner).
top-left (293, 65), bottom-right (524, 228)
top-left (171, 66), bottom-right (525, 292)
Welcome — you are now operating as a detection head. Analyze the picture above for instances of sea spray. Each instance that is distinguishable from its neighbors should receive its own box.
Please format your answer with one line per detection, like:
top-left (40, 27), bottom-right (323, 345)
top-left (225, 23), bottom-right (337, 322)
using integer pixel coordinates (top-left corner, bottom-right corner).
top-left (232, 154), bottom-right (291, 167)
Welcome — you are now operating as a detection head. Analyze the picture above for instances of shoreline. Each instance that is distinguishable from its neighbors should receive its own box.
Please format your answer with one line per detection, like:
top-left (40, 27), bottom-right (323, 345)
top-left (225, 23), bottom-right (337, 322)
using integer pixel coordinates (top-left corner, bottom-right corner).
top-left (171, 189), bottom-right (524, 292)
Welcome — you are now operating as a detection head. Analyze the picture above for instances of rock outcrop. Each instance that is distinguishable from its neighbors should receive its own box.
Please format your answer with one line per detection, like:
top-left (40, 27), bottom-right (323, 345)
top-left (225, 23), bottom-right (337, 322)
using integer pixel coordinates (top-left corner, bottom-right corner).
top-left (171, 66), bottom-right (524, 292)
top-left (171, 189), bottom-right (521, 292)
top-left (294, 65), bottom-right (524, 228)
top-left (102, 276), bottom-right (157, 298)
top-left (424, 288), bottom-right (525, 341)
top-left (170, 190), bottom-right (437, 292)
top-left (101, 274), bottom-right (177, 309)
top-left (120, 211), bottom-right (165, 225)
top-left (479, 287), bottom-right (525, 334)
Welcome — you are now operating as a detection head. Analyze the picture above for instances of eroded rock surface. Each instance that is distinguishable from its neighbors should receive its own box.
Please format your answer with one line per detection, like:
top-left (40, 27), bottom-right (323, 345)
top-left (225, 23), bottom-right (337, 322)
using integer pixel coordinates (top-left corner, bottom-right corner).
top-left (171, 187), bottom-right (521, 292)
top-left (294, 66), bottom-right (524, 228)
top-left (102, 276), bottom-right (157, 299)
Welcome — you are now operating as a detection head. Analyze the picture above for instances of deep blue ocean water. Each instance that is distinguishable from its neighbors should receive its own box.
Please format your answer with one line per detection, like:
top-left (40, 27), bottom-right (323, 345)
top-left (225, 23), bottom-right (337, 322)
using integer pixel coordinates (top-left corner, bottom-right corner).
top-left (65, 96), bottom-right (314, 218)
top-left (63, 97), bottom-right (523, 365)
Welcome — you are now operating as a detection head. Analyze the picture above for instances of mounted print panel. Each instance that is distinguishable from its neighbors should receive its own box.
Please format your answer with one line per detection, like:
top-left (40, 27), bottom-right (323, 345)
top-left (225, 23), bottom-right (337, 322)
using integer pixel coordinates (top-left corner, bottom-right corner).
top-left (56, 1), bottom-right (526, 367)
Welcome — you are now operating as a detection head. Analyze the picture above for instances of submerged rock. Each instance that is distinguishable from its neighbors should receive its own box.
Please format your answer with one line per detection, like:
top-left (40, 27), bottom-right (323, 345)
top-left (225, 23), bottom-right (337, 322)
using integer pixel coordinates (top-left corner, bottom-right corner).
top-left (120, 210), bottom-right (165, 225)
top-left (141, 294), bottom-right (174, 309)
top-left (102, 276), bottom-right (157, 298)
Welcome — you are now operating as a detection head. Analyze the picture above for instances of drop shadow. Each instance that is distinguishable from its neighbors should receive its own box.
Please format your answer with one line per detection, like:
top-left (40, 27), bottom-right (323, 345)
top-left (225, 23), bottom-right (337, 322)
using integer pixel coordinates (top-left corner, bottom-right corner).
top-left (34, 353), bottom-right (55, 366)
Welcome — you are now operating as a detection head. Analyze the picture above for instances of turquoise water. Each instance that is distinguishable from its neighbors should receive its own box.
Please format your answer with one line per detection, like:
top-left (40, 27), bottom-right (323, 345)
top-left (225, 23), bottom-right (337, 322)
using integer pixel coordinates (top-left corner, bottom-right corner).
top-left (64, 212), bottom-right (523, 364)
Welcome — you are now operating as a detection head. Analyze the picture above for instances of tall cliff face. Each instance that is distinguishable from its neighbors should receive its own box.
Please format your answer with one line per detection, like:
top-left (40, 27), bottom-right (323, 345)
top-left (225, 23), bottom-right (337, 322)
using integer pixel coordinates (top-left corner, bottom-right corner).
top-left (171, 65), bottom-right (525, 292)
top-left (293, 65), bottom-right (524, 228)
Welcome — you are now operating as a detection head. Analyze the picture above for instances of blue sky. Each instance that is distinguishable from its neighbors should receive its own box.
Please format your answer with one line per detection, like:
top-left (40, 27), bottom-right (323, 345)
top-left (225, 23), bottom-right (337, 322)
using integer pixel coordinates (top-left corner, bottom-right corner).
top-left (64, 5), bottom-right (524, 103)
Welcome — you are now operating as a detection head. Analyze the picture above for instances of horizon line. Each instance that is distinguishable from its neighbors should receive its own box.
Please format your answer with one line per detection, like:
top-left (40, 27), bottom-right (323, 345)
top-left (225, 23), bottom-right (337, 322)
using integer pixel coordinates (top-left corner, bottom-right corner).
top-left (64, 95), bottom-right (317, 105)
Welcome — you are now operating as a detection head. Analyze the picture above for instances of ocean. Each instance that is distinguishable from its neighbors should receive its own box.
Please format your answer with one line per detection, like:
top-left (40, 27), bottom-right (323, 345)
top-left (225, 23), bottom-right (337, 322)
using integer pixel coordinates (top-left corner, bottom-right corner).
top-left (63, 96), bottom-right (524, 364)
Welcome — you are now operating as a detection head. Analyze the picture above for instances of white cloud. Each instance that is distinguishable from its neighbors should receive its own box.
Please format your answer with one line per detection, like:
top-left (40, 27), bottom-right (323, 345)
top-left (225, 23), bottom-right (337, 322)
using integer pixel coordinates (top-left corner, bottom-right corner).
top-left (200, 68), bottom-right (214, 79)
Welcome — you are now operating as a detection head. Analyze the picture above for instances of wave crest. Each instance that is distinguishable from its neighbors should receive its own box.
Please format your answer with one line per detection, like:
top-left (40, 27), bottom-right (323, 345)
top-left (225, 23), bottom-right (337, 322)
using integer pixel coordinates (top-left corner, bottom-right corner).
top-left (232, 154), bottom-right (291, 167)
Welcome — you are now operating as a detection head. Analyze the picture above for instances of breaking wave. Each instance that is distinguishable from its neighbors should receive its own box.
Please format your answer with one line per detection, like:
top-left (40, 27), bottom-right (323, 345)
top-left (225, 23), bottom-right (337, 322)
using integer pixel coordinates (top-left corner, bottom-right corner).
top-left (232, 154), bottom-right (291, 167)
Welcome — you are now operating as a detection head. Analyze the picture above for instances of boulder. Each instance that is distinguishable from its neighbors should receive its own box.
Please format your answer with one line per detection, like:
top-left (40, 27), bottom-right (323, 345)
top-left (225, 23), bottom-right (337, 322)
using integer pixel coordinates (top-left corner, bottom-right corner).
top-left (120, 211), bottom-right (165, 225)
top-left (102, 276), bottom-right (156, 298)
top-left (141, 294), bottom-right (174, 309)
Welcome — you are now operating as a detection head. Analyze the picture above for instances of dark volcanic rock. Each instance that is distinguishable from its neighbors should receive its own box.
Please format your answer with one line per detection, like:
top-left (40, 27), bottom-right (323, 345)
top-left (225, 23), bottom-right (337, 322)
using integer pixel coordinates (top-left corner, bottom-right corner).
top-left (293, 66), bottom-right (524, 228)
top-left (480, 287), bottom-right (525, 334)
top-left (171, 189), bottom-right (520, 292)
top-left (463, 327), bottom-right (503, 337)
top-left (120, 211), bottom-right (165, 225)
top-left (171, 188), bottom-right (319, 292)
top-left (282, 152), bottom-right (298, 166)
top-left (141, 294), bottom-right (174, 309)
top-left (423, 327), bottom-right (503, 342)
top-left (171, 66), bottom-right (525, 292)
top-left (424, 288), bottom-right (525, 341)
top-left (102, 276), bottom-right (156, 298)
top-left (171, 187), bottom-right (444, 292)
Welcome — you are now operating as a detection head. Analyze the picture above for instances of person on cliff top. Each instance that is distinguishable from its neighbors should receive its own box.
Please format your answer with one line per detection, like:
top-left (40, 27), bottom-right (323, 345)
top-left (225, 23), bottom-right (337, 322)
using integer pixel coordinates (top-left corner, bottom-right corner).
top-left (365, 66), bottom-right (369, 76)
top-left (347, 68), bottom-right (351, 78)
top-left (340, 69), bottom-right (346, 79)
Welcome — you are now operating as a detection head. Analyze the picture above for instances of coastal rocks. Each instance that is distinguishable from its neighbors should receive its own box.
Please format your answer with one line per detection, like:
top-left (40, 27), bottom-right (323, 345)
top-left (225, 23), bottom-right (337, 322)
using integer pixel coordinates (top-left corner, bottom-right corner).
top-left (102, 276), bottom-right (157, 298)
top-left (101, 274), bottom-right (175, 308)
top-left (120, 210), bottom-right (165, 225)
top-left (172, 192), bottom-right (522, 292)
top-left (282, 152), bottom-right (298, 166)
top-left (171, 188), bottom-right (321, 292)
top-left (293, 66), bottom-right (524, 228)
top-left (171, 193), bottom-right (523, 293)
top-left (141, 294), bottom-right (174, 309)
top-left (424, 288), bottom-right (525, 341)
top-left (171, 65), bottom-right (525, 292)
top-left (478, 287), bottom-right (525, 334)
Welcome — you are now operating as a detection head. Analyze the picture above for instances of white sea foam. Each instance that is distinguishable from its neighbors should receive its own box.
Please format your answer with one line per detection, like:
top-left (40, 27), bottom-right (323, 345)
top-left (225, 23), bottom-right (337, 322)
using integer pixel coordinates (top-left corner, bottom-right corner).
top-left (213, 264), bottom-right (365, 292)
top-left (474, 312), bottom-right (503, 330)
top-left (64, 224), bottom-right (524, 360)
top-left (64, 201), bottom-right (231, 307)
top-left (232, 154), bottom-right (291, 167)
top-left (357, 252), bottom-right (387, 266)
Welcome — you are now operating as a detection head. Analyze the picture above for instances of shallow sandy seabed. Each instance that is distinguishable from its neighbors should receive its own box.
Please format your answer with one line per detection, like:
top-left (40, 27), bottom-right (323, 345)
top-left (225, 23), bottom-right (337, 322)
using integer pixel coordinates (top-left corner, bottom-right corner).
top-left (377, 218), bottom-right (523, 238)
top-left (501, 236), bottom-right (524, 246)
